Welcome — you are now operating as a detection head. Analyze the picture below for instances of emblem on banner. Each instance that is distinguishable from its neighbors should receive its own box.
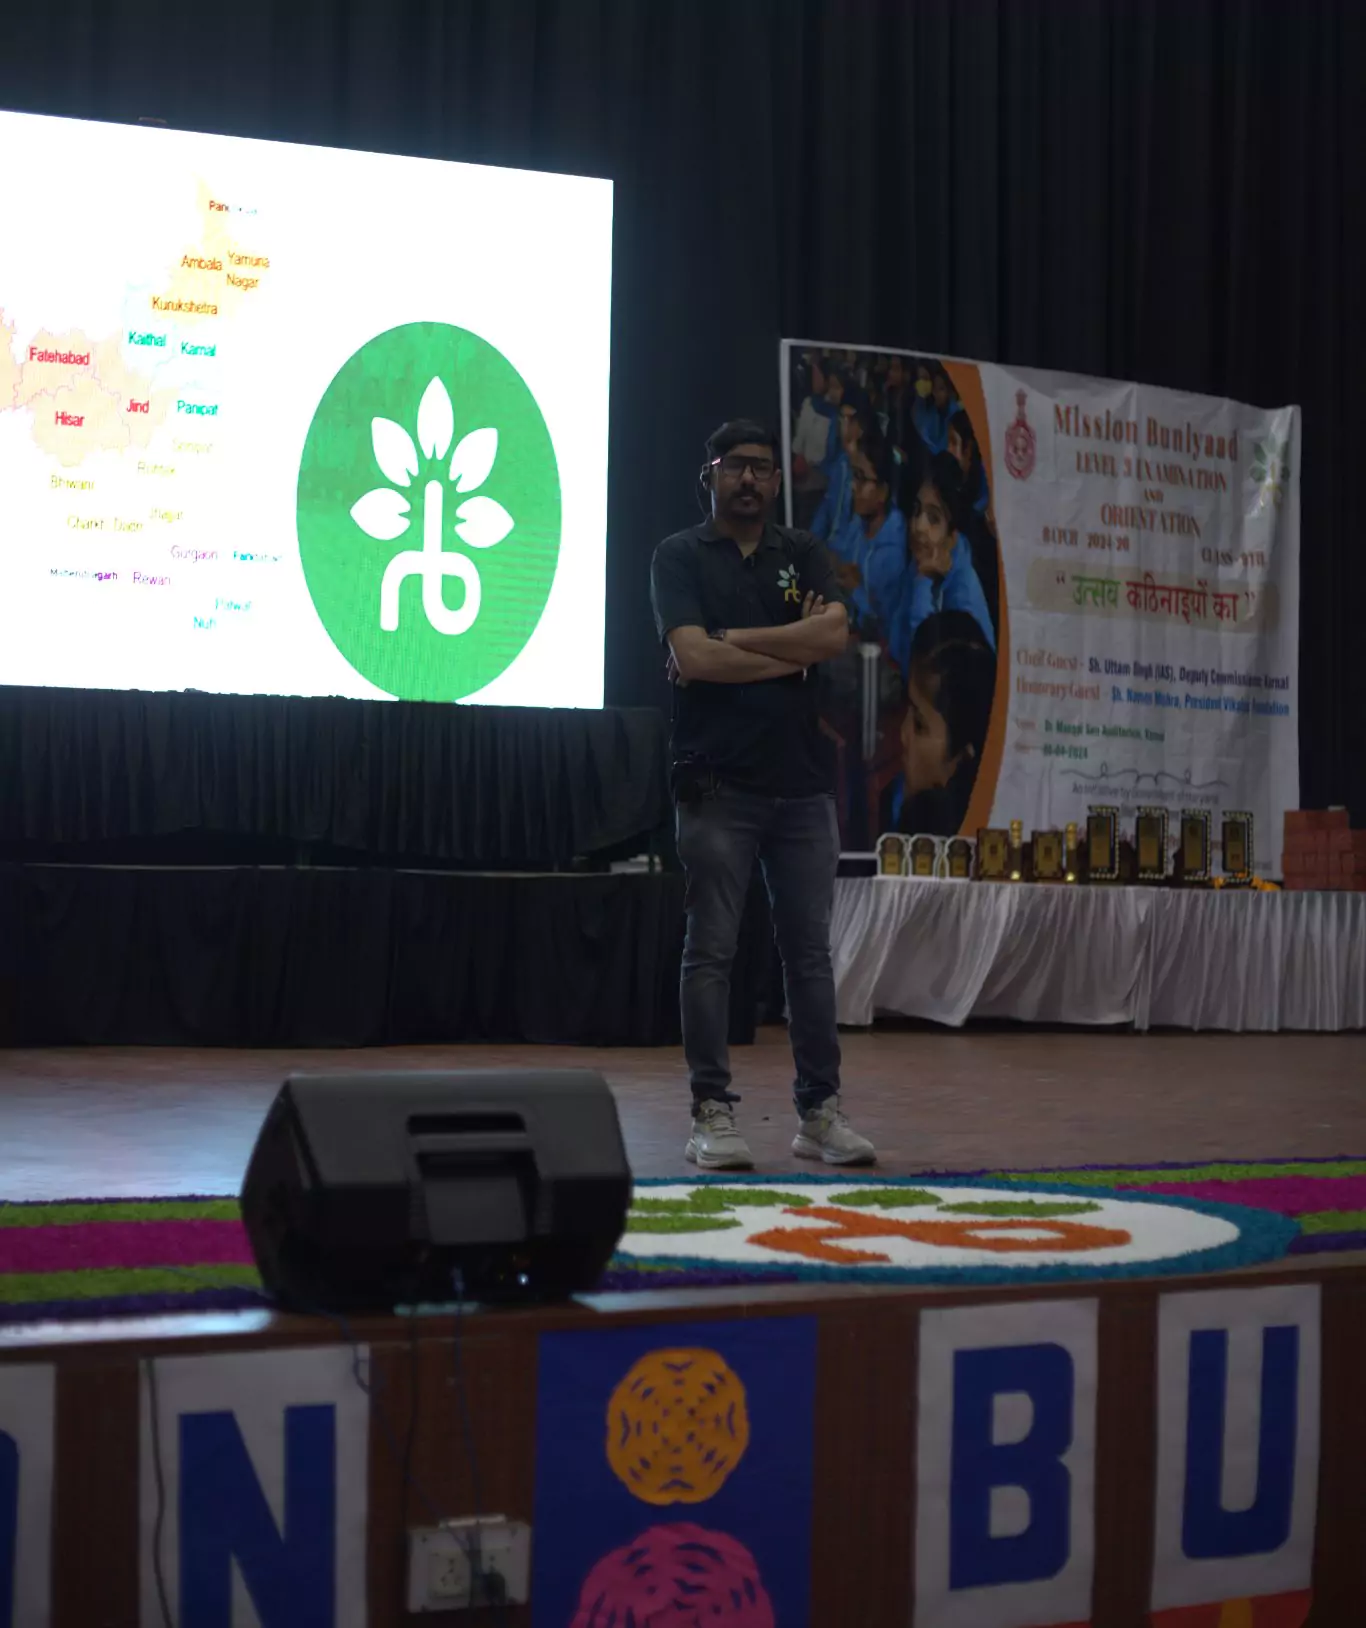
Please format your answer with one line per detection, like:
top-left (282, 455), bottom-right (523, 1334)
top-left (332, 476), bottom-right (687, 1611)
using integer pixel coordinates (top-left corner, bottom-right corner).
top-left (1004, 388), bottom-right (1037, 481)
top-left (1250, 433), bottom-right (1292, 514)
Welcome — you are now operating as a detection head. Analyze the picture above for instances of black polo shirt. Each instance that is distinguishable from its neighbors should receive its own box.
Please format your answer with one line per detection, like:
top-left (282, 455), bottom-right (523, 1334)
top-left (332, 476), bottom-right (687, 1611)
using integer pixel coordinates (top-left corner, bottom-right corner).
top-left (650, 520), bottom-right (845, 797)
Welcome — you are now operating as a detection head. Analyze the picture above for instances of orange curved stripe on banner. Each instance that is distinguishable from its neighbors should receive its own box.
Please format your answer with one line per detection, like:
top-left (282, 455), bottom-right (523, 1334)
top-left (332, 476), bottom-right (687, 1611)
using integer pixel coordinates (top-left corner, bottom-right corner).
top-left (944, 360), bottom-right (1008, 836)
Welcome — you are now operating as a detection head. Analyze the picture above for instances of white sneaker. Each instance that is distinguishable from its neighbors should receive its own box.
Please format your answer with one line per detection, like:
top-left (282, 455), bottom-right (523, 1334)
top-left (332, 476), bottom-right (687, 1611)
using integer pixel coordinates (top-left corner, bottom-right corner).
top-left (792, 1099), bottom-right (876, 1166)
top-left (686, 1100), bottom-right (755, 1170)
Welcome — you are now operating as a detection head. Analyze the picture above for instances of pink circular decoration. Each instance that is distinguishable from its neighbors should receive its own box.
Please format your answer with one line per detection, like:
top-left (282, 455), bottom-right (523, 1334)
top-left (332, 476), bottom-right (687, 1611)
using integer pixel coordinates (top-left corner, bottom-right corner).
top-left (572, 1522), bottom-right (775, 1627)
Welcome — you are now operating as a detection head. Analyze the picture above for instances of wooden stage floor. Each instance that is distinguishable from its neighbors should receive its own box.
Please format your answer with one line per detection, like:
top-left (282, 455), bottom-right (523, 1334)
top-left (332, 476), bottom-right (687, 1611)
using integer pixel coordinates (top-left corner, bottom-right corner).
top-left (1, 1025), bottom-right (1363, 1200)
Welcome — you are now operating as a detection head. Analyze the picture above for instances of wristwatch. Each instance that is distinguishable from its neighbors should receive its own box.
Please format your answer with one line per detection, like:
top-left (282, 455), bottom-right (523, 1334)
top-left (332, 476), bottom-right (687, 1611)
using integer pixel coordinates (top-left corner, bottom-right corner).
top-left (708, 628), bottom-right (727, 642)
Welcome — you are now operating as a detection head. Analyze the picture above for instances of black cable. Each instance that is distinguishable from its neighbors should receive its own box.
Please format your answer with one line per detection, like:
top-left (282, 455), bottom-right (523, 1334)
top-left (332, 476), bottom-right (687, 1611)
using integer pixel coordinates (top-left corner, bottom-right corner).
top-left (449, 1270), bottom-right (484, 1518)
top-left (143, 1264), bottom-right (480, 1609)
top-left (316, 1302), bottom-right (452, 1533)
top-left (143, 1264), bottom-right (514, 1616)
top-left (327, 1298), bottom-right (498, 1610)
top-left (146, 1357), bottom-right (175, 1628)
top-left (402, 1305), bottom-right (420, 1537)
top-left (144, 1270), bottom-right (276, 1628)
top-left (451, 1267), bottom-right (510, 1622)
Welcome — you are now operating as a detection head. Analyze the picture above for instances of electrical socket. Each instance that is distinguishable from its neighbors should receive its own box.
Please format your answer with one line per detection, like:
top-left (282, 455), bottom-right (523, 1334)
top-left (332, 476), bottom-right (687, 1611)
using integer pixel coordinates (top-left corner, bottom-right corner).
top-left (406, 1516), bottom-right (531, 1612)
top-left (427, 1539), bottom-right (471, 1601)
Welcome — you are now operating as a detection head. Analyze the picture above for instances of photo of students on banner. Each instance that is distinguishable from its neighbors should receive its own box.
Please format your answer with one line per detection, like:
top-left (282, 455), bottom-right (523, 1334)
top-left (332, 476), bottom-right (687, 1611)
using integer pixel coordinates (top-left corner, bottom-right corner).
top-left (785, 345), bottom-right (1002, 847)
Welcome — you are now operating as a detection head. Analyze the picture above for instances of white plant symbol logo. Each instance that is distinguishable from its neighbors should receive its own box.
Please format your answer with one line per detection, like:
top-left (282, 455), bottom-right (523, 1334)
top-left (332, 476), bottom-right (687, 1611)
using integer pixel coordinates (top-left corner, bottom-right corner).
top-left (349, 376), bottom-right (513, 636)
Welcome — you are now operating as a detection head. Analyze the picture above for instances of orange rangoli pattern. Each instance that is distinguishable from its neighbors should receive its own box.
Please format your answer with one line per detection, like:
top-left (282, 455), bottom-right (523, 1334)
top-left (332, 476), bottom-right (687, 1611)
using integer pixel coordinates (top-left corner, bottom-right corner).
top-left (746, 1206), bottom-right (1132, 1265)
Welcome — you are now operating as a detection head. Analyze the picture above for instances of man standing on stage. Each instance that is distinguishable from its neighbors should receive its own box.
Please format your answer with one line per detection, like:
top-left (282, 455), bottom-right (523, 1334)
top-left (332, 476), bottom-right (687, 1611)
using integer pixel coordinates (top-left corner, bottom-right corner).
top-left (650, 419), bottom-right (877, 1170)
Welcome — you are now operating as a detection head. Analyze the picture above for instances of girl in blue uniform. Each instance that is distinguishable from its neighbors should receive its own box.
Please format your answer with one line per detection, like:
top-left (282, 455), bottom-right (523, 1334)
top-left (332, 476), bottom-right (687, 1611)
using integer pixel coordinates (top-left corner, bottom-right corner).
top-left (884, 452), bottom-right (995, 681)
top-left (947, 408), bottom-right (990, 515)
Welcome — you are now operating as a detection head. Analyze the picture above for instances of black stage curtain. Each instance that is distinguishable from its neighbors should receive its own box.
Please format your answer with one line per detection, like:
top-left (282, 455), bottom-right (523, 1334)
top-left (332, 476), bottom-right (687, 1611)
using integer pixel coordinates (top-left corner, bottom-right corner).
top-left (1, 865), bottom-right (771, 1049)
top-left (1, 1), bottom-right (1363, 822)
top-left (0, 689), bottom-right (666, 866)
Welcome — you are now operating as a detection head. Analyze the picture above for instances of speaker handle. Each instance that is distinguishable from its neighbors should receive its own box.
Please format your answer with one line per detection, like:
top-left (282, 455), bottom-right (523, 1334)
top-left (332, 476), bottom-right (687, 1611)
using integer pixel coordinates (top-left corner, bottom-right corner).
top-left (409, 1130), bottom-right (536, 1161)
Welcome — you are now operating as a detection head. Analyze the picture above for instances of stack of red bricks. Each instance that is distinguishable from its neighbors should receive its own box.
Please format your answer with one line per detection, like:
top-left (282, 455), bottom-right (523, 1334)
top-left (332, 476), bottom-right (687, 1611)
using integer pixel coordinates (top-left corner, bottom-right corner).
top-left (1282, 809), bottom-right (1366, 890)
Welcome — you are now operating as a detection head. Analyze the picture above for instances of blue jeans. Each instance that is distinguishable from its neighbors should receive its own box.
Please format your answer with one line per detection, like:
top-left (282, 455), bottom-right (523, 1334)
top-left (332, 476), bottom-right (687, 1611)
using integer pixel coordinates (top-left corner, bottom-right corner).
top-left (676, 788), bottom-right (841, 1115)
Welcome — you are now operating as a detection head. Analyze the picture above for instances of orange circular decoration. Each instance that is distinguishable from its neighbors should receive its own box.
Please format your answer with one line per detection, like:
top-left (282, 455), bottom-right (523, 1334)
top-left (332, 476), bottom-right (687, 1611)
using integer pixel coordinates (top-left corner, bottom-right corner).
top-left (605, 1347), bottom-right (750, 1505)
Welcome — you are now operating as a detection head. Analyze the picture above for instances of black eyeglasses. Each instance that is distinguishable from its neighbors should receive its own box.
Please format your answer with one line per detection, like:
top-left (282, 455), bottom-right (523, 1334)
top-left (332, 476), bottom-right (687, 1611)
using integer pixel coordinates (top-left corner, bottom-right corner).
top-left (715, 454), bottom-right (777, 480)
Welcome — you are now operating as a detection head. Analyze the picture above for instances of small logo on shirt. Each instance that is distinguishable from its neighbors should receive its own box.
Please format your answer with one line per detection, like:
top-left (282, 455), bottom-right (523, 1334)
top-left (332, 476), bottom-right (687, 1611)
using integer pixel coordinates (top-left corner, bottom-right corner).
top-left (778, 563), bottom-right (802, 603)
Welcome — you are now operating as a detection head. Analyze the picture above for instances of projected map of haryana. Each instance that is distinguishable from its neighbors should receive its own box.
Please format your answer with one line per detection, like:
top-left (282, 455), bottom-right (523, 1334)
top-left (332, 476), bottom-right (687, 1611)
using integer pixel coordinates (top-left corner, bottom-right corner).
top-left (0, 182), bottom-right (268, 482)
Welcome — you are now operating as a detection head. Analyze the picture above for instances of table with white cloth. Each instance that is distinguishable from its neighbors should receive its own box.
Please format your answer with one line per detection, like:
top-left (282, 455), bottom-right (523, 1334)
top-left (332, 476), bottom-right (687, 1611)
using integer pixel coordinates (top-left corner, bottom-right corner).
top-left (831, 877), bottom-right (1366, 1032)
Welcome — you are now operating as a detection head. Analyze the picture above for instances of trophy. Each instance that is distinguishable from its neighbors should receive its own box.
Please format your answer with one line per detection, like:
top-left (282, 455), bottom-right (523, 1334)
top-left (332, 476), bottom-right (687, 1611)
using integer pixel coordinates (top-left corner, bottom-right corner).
top-left (976, 828), bottom-right (1010, 881)
top-left (945, 837), bottom-right (974, 880)
top-left (1064, 822), bottom-right (1080, 883)
top-left (1033, 830), bottom-right (1065, 882)
top-left (1135, 807), bottom-right (1170, 883)
top-left (1179, 810), bottom-right (1212, 883)
top-left (1008, 820), bottom-right (1024, 881)
top-left (1221, 811), bottom-right (1254, 883)
top-left (1086, 806), bottom-right (1120, 881)
top-left (909, 835), bottom-right (940, 877)
top-left (876, 833), bottom-right (909, 876)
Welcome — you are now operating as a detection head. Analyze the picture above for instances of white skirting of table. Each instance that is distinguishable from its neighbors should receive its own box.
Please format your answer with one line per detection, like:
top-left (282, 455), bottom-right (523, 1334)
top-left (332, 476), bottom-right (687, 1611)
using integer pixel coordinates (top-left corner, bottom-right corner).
top-left (830, 877), bottom-right (1366, 1032)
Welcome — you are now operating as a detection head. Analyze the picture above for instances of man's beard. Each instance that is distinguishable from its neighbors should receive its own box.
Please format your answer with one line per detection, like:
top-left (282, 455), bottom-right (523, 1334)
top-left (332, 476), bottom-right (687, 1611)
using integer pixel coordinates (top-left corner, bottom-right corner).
top-left (724, 491), bottom-right (766, 520)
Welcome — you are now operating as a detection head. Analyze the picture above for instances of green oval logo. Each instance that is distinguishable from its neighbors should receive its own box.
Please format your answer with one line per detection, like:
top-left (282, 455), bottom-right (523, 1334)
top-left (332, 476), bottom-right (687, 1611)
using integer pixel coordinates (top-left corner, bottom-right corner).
top-left (296, 321), bottom-right (561, 700)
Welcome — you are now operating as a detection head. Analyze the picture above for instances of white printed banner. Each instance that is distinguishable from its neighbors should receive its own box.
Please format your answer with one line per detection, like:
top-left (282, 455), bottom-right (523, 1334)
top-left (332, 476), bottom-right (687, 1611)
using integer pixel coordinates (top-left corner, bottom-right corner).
top-left (987, 367), bottom-right (1298, 852)
top-left (782, 343), bottom-right (1299, 862)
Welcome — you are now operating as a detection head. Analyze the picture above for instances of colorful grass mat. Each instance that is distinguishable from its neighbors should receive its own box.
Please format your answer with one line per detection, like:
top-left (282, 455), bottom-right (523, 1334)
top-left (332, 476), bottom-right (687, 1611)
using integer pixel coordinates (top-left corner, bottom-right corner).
top-left (0, 1159), bottom-right (1360, 1323)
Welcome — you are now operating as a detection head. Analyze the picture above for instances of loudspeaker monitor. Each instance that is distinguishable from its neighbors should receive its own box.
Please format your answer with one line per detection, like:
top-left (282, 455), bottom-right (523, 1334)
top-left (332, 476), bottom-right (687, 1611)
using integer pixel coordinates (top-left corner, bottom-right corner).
top-left (240, 1069), bottom-right (631, 1310)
